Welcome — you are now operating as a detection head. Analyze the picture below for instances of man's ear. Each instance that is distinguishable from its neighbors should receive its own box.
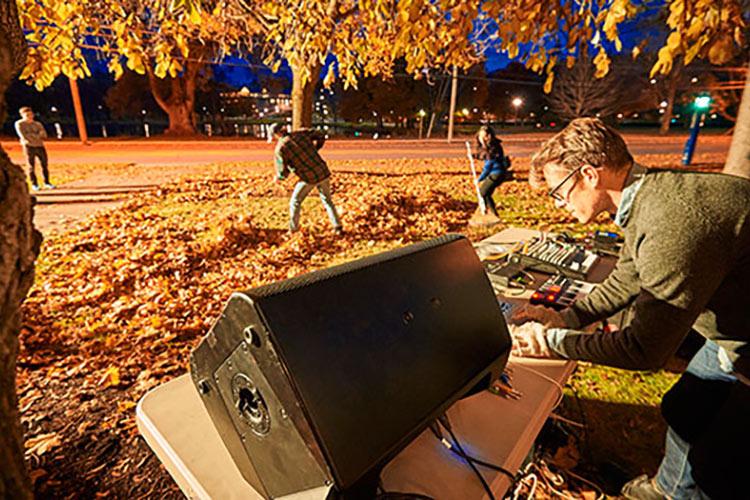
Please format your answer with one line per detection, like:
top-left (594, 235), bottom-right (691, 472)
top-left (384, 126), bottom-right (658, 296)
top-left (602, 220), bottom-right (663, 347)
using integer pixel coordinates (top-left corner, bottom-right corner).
top-left (580, 164), bottom-right (600, 188)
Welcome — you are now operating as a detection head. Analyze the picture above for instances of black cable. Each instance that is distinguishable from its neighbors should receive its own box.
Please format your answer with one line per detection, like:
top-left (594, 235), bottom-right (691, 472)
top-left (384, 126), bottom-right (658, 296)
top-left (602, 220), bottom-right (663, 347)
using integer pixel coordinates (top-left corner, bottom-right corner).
top-left (437, 417), bottom-right (497, 500)
top-left (431, 421), bottom-right (516, 480)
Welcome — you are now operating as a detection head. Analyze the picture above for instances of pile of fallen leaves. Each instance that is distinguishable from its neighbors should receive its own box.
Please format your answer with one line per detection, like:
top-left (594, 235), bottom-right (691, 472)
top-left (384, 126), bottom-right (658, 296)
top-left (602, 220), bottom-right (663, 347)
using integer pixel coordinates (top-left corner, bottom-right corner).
top-left (16, 154), bottom-right (725, 497)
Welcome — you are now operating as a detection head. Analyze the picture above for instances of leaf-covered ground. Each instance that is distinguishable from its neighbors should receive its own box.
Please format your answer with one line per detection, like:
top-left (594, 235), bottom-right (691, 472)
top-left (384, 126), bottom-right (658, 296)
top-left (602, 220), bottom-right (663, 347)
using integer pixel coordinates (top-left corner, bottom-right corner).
top-left (18, 154), bottom-right (724, 498)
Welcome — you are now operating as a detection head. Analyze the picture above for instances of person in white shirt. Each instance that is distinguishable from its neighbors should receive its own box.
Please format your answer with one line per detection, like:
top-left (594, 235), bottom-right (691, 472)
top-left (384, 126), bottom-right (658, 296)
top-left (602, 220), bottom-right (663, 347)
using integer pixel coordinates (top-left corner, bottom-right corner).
top-left (14, 106), bottom-right (54, 190)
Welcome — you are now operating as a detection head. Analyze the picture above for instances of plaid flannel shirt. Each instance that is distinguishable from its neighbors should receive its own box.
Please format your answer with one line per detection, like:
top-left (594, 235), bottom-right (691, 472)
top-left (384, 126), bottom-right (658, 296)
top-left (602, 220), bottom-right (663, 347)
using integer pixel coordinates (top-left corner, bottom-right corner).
top-left (275, 129), bottom-right (331, 184)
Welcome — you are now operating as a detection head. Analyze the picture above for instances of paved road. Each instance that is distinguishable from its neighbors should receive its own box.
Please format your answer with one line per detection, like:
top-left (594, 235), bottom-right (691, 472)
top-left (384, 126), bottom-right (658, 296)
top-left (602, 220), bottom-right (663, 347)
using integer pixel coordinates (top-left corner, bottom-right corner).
top-left (9, 134), bottom-right (729, 234)
top-left (1, 133), bottom-right (732, 166)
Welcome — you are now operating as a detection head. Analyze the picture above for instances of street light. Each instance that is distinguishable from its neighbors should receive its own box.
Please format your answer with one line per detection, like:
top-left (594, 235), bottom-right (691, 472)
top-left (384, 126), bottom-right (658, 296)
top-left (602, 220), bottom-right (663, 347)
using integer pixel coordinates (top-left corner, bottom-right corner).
top-left (418, 109), bottom-right (426, 140)
top-left (511, 97), bottom-right (524, 125)
top-left (694, 95), bottom-right (712, 110)
top-left (683, 95), bottom-right (712, 165)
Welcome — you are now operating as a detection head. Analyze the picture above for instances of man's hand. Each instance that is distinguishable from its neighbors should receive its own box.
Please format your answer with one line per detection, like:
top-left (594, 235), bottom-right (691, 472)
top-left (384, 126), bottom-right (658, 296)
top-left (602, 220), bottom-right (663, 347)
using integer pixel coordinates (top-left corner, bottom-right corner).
top-left (509, 321), bottom-right (557, 358)
top-left (511, 303), bottom-right (566, 328)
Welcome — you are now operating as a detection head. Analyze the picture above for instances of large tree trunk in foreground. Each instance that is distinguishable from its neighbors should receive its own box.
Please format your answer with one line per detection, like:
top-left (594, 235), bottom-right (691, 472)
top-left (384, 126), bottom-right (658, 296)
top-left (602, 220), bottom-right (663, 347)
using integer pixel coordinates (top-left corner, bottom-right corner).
top-left (0, 2), bottom-right (39, 498)
top-left (723, 61), bottom-right (750, 179)
top-left (291, 63), bottom-right (321, 130)
top-left (0, 151), bottom-right (39, 500)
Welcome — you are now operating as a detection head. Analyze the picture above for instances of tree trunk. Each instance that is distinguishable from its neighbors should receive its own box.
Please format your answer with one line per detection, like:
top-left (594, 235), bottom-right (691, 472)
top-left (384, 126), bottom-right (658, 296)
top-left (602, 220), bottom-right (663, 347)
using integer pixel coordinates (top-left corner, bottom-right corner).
top-left (723, 61), bottom-right (750, 178)
top-left (0, 152), bottom-right (39, 500)
top-left (0, 2), bottom-right (38, 498)
top-left (147, 64), bottom-right (200, 137)
top-left (291, 63), bottom-right (321, 130)
top-left (659, 60), bottom-right (682, 135)
top-left (163, 101), bottom-right (196, 136)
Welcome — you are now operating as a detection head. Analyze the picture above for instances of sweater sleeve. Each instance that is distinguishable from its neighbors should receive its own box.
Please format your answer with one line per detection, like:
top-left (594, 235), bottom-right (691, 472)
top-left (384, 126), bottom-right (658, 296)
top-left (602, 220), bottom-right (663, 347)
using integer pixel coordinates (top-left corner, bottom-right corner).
top-left (556, 212), bottom-right (729, 370)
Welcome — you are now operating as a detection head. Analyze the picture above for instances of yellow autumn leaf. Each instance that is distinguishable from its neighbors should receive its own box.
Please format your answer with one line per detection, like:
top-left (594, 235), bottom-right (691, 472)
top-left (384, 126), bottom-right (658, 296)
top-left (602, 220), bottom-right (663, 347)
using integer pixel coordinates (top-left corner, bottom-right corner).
top-left (323, 64), bottom-right (336, 87)
top-left (99, 365), bottom-right (121, 387)
top-left (707, 33), bottom-right (734, 66)
top-left (593, 50), bottom-right (610, 78)
top-left (666, 31), bottom-right (681, 51)
top-left (543, 71), bottom-right (554, 94)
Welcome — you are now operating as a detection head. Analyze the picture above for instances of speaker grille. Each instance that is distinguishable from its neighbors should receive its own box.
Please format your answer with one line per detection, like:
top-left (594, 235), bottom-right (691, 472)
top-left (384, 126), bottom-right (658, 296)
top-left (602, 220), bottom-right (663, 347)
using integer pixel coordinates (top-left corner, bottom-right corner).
top-left (244, 235), bottom-right (510, 489)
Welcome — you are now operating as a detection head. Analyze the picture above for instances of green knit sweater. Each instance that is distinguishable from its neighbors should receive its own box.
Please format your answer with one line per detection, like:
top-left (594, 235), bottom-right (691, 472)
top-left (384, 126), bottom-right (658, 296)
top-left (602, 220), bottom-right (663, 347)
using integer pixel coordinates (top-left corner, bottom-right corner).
top-left (560, 169), bottom-right (750, 378)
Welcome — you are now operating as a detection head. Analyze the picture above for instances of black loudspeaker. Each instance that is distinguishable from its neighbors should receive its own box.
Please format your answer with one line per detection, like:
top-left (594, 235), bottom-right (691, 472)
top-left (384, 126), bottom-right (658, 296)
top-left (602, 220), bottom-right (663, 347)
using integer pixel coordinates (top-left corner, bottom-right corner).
top-left (190, 234), bottom-right (511, 498)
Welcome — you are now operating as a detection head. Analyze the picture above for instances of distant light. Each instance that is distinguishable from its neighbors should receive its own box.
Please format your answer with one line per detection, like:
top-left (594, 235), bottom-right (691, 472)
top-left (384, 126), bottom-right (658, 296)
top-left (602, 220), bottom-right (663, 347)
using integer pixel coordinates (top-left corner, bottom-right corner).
top-left (529, 112), bottom-right (535, 118)
top-left (418, 109), bottom-right (426, 117)
top-left (51, 106), bottom-right (58, 112)
top-left (633, 113), bottom-right (639, 118)
top-left (691, 77), bottom-right (699, 83)
top-left (543, 105), bottom-right (549, 111)
top-left (319, 96), bottom-right (324, 101)
top-left (694, 95), bottom-right (712, 110)
top-left (595, 113), bottom-right (601, 118)
top-left (659, 109), bottom-right (665, 114)
top-left (472, 86), bottom-right (478, 91)
top-left (617, 113), bottom-right (624, 119)
top-left (710, 113), bottom-right (718, 119)
top-left (141, 109), bottom-right (147, 115)
top-left (462, 108), bottom-right (470, 116)
top-left (512, 97), bottom-right (524, 108)
top-left (536, 123), bottom-right (542, 128)
top-left (650, 78), bottom-right (657, 84)
top-left (472, 108), bottom-right (479, 113)
top-left (660, 100), bottom-right (668, 108)
top-left (220, 108), bottom-right (225, 113)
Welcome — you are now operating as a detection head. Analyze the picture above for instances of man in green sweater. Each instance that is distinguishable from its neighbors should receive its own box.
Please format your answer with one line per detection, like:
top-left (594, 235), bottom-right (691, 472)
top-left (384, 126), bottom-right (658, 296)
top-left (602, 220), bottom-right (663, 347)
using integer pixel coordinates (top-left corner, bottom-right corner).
top-left (512, 118), bottom-right (750, 499)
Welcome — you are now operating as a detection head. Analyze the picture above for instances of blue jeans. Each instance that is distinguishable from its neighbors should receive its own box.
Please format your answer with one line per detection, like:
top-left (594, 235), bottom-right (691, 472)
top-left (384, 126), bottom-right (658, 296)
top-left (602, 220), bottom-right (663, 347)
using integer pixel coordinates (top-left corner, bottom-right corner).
top-left (655, 341), bottom-right (736, 499)
top-left (289, 178), bottom-right (341, 231)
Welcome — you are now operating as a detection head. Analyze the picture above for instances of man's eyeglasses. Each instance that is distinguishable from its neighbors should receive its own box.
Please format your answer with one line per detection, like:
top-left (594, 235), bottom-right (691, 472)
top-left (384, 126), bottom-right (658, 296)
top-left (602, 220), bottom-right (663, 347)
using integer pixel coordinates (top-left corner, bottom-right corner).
top-left (547, 166), bottom-right (583, 204)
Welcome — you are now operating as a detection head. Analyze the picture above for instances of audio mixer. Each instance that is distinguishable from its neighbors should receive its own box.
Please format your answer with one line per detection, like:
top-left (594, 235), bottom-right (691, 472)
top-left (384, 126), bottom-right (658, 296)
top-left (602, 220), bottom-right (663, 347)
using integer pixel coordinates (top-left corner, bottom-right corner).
top-left (508, 235), bottom-right (599, 280)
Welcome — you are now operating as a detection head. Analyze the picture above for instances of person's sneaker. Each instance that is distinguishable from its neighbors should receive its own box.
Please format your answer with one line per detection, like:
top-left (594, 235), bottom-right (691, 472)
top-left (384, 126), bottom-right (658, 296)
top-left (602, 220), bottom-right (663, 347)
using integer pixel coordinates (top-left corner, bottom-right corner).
top-left (43, 182), bottom-right (56, 189)
top-left (621, 475), bottom-right (667, 500)
top-left (31, 184), bottom-right (40, 191)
